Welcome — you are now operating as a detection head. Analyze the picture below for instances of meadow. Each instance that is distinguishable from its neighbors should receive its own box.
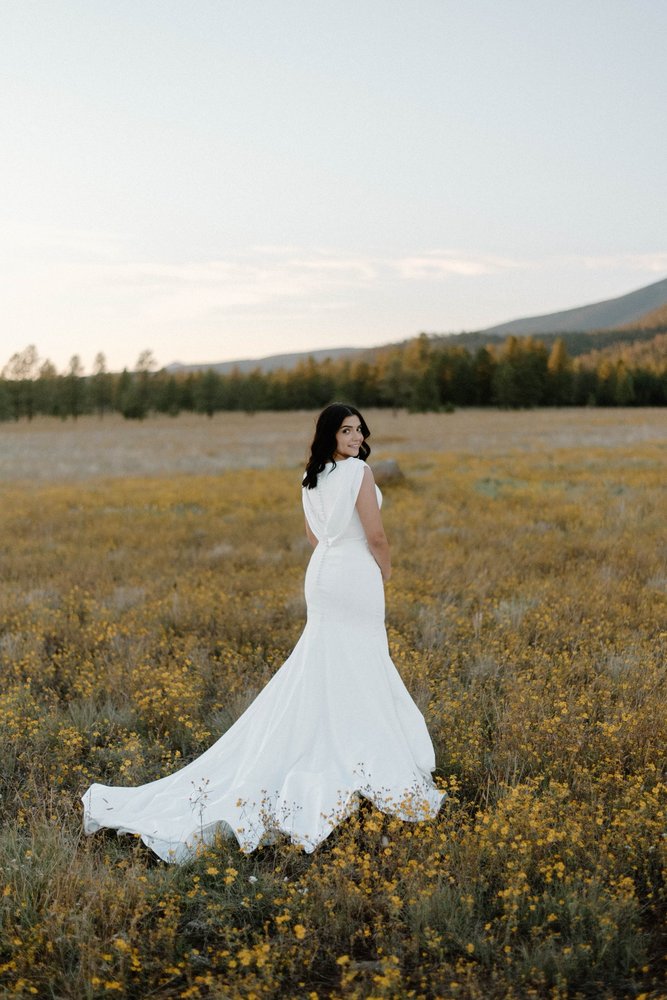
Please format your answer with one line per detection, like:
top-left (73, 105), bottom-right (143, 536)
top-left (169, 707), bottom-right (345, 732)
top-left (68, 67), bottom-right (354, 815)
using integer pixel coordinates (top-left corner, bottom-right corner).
top-left (0, 409), bottom-right (665, 999)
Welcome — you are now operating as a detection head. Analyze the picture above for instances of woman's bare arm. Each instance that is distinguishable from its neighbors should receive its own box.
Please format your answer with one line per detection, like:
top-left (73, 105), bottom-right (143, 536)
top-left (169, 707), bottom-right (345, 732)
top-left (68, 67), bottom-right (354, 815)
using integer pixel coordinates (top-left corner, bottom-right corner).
top-left (355, 465), bottom-right (392, 581)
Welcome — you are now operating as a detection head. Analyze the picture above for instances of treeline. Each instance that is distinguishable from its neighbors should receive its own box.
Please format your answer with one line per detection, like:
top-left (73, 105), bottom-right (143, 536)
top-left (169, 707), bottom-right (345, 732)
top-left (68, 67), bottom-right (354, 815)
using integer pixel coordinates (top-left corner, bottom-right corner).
top-left (1, 333), bottom-right (666, 421)
top-left (428, 323), bottom-right (667, 360)
top-left (573, 332), bottom-right (667, 374)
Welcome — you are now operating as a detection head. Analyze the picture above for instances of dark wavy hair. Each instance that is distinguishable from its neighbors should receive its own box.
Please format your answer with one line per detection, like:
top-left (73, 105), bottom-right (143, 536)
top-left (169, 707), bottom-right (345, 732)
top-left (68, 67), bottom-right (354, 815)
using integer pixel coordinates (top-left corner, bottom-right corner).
top-left (302, 403), bottom-right (371, 489)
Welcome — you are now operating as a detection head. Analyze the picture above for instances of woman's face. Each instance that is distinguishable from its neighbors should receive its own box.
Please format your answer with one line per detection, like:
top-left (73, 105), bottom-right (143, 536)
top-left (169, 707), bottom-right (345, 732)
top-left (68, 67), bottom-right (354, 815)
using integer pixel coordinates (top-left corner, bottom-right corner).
top-left (333, 415), bottom-right (364, 460)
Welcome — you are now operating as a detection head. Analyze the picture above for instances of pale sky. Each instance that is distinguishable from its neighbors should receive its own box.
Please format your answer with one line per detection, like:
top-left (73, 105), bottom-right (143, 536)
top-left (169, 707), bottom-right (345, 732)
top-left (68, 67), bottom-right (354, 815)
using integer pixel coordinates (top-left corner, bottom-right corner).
top-left (1, 0), bottom-right (666, 373)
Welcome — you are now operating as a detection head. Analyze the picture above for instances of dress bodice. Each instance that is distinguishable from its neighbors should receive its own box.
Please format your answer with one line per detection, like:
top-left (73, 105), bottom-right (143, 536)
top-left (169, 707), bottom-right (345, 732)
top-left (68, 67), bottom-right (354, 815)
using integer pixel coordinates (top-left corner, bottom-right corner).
top-left (302, 458), bottom-right (382, 546)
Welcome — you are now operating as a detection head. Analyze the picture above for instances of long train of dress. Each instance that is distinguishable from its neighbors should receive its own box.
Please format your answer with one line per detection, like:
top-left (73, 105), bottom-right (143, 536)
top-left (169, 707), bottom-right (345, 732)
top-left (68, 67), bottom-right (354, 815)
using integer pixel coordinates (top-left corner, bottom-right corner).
top-left (81, 457), bottom-right (445, 862)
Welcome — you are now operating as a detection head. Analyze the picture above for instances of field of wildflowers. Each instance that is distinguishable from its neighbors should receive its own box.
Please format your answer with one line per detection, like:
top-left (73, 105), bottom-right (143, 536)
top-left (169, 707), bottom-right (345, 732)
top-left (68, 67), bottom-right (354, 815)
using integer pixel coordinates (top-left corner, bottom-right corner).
top-left (0, 410), bottom-right (665, 999)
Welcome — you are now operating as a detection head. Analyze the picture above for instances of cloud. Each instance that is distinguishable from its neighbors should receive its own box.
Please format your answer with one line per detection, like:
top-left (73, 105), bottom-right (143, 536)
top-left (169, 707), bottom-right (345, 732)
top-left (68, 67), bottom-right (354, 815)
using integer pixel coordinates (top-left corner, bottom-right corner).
top-left (75, 250), bottom-right (525, 330)
top-left (2, 226), bottom-right (666, 370)
top-left (4, 227), bottom-right (664, 323)
top-left (80, 249), bottom-right (525, 322)
top-left (90, 254), bottom-right (380, 322)
top-left (395, 252), bottom-right (524, 279)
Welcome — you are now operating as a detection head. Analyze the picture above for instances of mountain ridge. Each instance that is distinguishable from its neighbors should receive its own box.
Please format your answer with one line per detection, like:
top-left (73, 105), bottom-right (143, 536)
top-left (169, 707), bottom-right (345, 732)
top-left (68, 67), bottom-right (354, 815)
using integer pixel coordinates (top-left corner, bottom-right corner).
top-left (165, 345), bottom-right (366, 376)
top-left (479, 275), bottom-right (667, 336)
top-left (165, 275), bottom-right (667, 374)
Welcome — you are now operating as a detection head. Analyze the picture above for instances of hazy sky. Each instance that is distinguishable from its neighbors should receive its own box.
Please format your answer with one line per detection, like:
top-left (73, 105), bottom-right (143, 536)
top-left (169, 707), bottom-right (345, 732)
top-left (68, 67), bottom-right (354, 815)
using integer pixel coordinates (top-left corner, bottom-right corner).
top-left (2, 0), bottom-right (666, 372)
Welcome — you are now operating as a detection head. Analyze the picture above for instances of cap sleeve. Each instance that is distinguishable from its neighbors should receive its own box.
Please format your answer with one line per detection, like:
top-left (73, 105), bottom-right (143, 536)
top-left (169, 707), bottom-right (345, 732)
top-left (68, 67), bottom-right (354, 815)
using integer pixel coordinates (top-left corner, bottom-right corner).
top-left (302, 458), bottom-right (366, 544)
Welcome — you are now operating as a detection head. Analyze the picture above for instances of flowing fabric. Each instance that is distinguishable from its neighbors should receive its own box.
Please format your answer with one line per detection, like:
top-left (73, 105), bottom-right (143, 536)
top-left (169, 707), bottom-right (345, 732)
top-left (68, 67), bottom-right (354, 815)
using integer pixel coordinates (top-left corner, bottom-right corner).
top-left (81, 458), bottom-right (445, 862)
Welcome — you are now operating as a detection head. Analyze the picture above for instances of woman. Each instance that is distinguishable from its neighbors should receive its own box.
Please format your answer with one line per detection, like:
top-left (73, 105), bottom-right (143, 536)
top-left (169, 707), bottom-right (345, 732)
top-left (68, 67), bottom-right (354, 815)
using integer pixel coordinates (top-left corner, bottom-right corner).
top-left (82, 403), bottom-right (444, 861)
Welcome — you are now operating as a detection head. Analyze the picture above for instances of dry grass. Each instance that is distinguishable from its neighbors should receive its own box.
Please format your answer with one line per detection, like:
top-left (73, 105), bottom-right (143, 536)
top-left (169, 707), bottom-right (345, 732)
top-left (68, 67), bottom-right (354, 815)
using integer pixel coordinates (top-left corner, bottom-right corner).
top-left (0, 410), bottom-right (666, 998)
top-left (2, 407), bottom-right (666, 482)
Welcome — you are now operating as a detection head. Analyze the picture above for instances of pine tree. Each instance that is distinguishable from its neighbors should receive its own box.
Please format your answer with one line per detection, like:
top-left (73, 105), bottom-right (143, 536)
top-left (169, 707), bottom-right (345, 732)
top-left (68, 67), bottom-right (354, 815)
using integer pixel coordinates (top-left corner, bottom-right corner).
top-left (547, 338), bottom-right (574, 405)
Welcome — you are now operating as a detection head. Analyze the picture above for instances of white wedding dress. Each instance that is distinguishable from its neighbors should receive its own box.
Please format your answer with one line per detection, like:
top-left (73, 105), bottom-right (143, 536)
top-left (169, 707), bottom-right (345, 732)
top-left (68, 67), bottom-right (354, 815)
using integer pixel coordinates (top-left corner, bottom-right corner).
top-left (82, 457), bottom-right (445, 862)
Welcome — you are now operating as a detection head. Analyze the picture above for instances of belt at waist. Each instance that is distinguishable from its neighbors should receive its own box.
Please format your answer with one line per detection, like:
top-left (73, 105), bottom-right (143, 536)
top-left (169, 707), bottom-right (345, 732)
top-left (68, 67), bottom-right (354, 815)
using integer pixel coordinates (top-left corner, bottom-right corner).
top-left (320, 535), bottom-right (367, 548)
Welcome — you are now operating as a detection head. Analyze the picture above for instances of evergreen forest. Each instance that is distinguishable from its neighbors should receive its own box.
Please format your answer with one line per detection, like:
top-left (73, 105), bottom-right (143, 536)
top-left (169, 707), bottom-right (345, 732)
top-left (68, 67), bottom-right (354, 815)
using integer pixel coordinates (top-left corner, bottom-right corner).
top-left (2, 326), bottom-right (666, 421)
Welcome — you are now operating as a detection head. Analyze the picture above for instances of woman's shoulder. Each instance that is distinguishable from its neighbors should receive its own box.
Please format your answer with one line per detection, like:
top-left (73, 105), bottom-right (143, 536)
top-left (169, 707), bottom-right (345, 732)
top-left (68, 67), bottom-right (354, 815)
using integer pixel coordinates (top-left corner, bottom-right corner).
top-left (332, 457), bottom-right (370, 483)
top-left (342, 457), bottom-right (367, 470)
top-left (312, 457), bottom-right (369, 482)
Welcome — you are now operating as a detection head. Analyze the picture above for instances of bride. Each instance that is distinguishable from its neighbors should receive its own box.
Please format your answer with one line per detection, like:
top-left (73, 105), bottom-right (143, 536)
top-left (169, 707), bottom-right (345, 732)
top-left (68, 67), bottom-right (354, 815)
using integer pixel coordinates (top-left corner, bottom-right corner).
top-left (82, 403), bottom-right (445, 862)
